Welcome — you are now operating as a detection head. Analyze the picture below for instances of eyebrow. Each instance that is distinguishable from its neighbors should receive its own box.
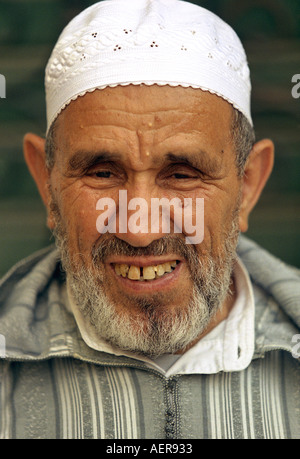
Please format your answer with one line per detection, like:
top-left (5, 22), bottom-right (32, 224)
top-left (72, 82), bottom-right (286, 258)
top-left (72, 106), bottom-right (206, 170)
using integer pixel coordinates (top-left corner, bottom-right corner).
top-left (67, 151), bottom-right (122, 173)
top-left (165, 151), bottom-right (222, 174)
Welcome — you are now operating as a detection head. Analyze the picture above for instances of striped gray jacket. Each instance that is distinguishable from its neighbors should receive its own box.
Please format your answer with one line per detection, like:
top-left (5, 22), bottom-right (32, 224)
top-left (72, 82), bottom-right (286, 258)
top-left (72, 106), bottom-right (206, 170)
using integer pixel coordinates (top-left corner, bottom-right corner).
top-left (0, 236), bottom-right (299, 439)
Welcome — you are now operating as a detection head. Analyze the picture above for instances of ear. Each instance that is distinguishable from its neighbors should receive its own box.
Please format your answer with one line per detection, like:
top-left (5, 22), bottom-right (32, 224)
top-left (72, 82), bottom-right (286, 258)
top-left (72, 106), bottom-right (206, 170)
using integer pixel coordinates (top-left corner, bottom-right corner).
top-left (239, 138), bottom-right (274, 233)
top-left (23, 133), bottom-right (55, 229)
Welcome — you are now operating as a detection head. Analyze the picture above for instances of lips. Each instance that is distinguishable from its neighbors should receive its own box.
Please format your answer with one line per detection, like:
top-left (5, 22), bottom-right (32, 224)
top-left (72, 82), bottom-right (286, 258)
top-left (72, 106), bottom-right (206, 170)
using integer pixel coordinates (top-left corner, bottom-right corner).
top-left (113, 260), bottom-right (179, 281)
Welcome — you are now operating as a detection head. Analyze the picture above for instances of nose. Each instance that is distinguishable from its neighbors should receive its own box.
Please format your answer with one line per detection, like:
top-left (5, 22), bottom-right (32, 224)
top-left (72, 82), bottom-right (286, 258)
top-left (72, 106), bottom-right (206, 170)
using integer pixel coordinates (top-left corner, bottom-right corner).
top-left (116, 187), bottom-right (173, 248)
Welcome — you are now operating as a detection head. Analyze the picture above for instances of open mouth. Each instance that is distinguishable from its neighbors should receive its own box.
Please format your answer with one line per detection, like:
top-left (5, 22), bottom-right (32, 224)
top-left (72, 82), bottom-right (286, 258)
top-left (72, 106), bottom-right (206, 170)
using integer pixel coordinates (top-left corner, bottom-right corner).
top-left (112, 260), bottom-right (180, 281)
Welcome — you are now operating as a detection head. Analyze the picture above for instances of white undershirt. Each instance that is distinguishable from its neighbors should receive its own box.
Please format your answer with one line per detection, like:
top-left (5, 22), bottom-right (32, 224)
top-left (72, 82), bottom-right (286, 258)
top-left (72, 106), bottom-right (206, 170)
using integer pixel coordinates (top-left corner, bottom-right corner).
top-left (65, 257), bottom-right (255, 376)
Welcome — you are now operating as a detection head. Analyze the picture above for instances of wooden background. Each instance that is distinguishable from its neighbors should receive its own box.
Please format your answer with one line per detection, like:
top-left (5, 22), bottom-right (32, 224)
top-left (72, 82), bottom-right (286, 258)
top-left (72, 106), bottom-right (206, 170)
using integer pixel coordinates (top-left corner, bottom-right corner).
top-left (0, 0), bottom-right (299, 275)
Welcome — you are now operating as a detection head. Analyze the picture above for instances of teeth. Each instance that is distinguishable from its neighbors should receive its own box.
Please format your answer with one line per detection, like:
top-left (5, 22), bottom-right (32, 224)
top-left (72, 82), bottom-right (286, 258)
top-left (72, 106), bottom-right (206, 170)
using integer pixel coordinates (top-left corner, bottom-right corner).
top-left (143, 266), bottom-right (156, 280)
top-left (120, 264), bottom-right (129, 277)
top-left (162, 262), bottom-right (172, 273)
top-left (128, 265), bottom-right (141, 280)
top-left (114, 261), bottom-right (178, 281)
top-left (156, 264), bottom-right (165, 277)
top-left (114, 264), bottom-right (121, 276)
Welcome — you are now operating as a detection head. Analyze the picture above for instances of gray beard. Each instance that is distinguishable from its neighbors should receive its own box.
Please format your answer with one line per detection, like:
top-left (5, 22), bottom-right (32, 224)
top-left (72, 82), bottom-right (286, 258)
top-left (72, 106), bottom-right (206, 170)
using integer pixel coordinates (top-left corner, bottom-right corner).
top-left (51, 197), bottom-right (239, 358)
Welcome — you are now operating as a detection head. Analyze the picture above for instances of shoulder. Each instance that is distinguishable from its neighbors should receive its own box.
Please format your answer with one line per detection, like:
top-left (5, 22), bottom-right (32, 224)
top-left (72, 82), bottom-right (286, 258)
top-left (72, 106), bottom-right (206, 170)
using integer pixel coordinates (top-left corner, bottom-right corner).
top-left (0, 245), bottom-right (61, 310)
top-left (238, 235), bottom-right (300, 352)
top-left (0, 246), bottom-right (73, 361)
top-left (237, 235), bottom-right (300, 286)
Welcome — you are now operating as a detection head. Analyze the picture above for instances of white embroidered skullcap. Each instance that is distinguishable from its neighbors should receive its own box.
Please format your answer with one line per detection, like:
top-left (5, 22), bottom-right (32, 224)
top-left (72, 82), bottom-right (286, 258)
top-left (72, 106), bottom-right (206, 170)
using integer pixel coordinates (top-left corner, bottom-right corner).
top-left (45, 0), bottom-right (252, 133)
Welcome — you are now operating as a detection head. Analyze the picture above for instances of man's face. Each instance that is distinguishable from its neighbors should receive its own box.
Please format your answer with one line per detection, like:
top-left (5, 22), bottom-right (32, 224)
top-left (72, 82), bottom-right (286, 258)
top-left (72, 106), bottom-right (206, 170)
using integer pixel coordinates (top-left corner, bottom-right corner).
top-left (48, 85), bottom-right (242, 356)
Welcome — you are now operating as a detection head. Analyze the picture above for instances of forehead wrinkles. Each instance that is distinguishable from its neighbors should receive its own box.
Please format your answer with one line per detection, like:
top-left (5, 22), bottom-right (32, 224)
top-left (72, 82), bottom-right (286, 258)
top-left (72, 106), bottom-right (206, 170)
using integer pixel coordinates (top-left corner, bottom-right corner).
top-left (59, 104), bottom-right (203, 133)
top-left (54, 86), bottom-right (234, 166)
top-left (57, 84), bottom-right (233, 131)
top-left (58, 107), bottom-right (229, 149)
top-left (56, 106), bottom-right (202, 160)
top-left (55, 111), bottom-right (206, 169)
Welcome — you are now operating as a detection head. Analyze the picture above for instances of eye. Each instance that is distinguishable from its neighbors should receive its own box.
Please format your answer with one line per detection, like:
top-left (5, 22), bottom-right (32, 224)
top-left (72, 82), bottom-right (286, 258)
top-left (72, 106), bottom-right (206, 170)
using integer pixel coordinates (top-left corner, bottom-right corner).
top-left (167, 166), bottom-right (200, 180)
top-left (86, 163), bottom-right (116, 179)
top-left (95, 171), bottom-right (112, 178)
top-left (157, 163), bottom-right (206, 191)
top-left (84, 162), bottom-right (126, 188)
top-left (172, 172), bottom-right (197, 179)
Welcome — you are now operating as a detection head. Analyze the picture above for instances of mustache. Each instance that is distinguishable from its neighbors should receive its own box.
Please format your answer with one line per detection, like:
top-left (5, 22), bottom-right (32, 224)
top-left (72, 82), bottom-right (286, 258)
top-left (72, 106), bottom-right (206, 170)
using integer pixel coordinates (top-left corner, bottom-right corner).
top-left (92, 233), bottom-right (199, 265)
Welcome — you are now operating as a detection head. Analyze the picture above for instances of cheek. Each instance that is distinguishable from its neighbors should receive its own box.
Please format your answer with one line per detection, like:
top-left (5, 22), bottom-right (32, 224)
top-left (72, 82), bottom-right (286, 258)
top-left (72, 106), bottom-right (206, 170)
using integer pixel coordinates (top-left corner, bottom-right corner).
top-left (200, 192), bottom-right (240, 248)
top-left (78, 206), bottom-right (99, 248)
top-left (60, 190), bottom-right (103, 253)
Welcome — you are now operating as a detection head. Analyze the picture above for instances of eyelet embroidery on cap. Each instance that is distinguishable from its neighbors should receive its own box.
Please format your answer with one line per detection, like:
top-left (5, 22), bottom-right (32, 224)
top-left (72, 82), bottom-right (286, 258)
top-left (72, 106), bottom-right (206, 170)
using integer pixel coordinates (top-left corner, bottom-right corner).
top-left (47, 22), bottom-right (248, 79)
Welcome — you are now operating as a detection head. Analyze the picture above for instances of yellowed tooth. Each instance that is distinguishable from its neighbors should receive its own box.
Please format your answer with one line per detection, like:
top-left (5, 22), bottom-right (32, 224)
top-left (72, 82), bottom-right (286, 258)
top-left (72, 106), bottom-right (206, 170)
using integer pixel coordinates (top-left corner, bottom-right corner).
top-left (143, 266), bottom-right (156, 280)
top-left (163, 262), bottom-right (172, 273)
top-left (156, 264), bottom-right (165, 277)
top-left (120, 264), bottom-right (129, 277)
top-left (128, 265), bottom-right (141, 280)
top-left (170, 261), bottom-right (177, 268)
top-left (115, 264), bottom-right (121, 275)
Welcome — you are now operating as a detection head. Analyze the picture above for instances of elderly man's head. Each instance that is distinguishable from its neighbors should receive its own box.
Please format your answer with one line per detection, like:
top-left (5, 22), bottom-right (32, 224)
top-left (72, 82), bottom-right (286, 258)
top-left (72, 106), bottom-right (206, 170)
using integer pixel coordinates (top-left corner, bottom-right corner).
top-left (23, 1), bottom-right (274, 356)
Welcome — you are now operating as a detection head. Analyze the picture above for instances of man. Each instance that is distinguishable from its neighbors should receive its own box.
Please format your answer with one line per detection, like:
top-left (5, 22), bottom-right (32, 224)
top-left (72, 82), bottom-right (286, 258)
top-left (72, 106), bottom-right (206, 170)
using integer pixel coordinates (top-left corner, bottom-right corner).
top-left (0, 0), bottom-right (299, 439)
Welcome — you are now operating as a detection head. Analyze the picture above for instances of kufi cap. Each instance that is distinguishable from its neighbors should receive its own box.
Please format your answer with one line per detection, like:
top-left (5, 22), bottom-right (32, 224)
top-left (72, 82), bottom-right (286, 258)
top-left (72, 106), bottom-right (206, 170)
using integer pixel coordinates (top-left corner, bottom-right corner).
top-left (45, 0), bottom-right (252, 133)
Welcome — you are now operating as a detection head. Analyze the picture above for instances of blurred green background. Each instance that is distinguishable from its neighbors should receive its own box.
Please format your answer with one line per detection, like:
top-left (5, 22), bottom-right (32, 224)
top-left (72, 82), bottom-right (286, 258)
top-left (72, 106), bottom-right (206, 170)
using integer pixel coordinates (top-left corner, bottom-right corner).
top-left (0, 0), bottom-right (299, 276)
